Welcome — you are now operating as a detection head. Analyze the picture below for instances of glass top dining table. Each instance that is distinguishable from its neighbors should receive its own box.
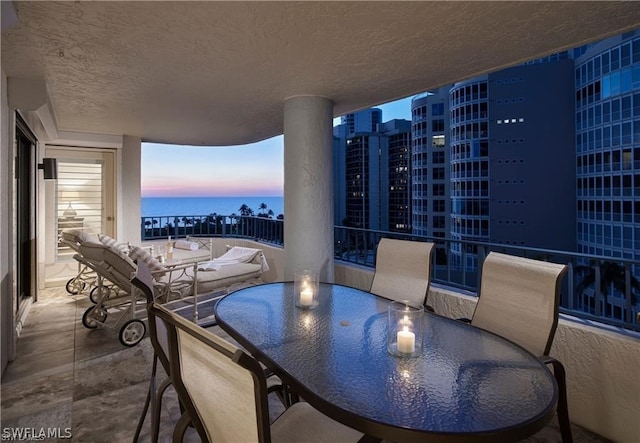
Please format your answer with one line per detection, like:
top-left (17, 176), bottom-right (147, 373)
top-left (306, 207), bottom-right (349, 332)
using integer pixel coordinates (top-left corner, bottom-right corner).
top-left (213, 282), bottom-right (558, 443)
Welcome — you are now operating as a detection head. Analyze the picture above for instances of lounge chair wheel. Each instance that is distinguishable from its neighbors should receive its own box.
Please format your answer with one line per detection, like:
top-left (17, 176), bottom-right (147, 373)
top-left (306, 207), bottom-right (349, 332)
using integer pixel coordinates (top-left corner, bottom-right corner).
top-left (89, 286), bottom-right (106, 304)
top-left (119, 319), bottom-right (146, 347)
top-left (66, 278), bottom-right (86, 295)
top-left (82, 307), bottom-right (107, 329)
top-left (90, 286), bottom-right (118, 304)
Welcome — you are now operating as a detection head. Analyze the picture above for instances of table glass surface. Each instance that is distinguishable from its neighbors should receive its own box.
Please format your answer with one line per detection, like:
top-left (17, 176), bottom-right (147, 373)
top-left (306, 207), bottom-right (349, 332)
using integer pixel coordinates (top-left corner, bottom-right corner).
top-left (214, 282), bottom-right (557, 439)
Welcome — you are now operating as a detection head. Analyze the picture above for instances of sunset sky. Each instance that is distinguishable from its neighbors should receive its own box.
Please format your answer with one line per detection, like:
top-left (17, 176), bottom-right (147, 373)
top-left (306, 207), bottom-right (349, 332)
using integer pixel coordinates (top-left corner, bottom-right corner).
top-left (141, 96), bottom-right (414, 197)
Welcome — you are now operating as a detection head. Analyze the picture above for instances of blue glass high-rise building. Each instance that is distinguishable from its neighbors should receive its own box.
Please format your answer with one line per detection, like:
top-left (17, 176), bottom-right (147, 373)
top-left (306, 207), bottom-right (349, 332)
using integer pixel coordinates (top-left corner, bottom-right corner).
top-left (574, 31), bottom-right (640, 261)
top-left (412, 60), bottom-right (576, 270)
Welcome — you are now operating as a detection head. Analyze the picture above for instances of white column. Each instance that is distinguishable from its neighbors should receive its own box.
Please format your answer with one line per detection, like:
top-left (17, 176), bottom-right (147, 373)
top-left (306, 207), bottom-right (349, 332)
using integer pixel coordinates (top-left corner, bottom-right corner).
top-left (283, 96), bottom-right (334, 282)
top-left (121, 135), bottom-right (142, 244)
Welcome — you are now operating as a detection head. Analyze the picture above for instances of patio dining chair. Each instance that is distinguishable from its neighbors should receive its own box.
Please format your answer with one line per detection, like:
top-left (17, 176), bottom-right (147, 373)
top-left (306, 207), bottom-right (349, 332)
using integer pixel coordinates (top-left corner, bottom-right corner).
top-left (130, 260), bottom-right (174, 443)
top-left (370, 238), bottom-right (435, 308)
top-left (131, 261), bottom-right (287, 441)
top-left (149, 301), bottom-right (364, 443)
top-left (469, 251), bottom-right (573, 443)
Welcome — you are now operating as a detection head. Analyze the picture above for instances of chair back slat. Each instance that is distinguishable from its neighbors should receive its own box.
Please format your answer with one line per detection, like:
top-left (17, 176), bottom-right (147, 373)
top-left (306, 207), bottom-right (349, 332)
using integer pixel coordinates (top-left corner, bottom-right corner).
top-left (370, 238), bottom-right (434, 306)
top-left (177, 328), bottom-right (260, 442)
top-left (472, 252), bottom-right (568, 356)
top-left (150, 303), bottom-right (271, 443)
top-left (132, 262), bottom-right (171, 373)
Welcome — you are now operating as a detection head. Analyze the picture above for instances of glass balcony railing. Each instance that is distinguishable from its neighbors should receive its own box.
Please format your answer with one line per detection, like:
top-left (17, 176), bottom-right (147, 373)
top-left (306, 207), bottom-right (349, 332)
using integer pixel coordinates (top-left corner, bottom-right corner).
top-left (141, 215), bottom-right (640, 332)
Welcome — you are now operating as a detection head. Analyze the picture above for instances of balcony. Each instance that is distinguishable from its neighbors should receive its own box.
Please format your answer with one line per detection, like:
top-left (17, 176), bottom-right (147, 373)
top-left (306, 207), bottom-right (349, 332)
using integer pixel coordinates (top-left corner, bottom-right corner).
top-left (3, 3), bottom-right (640, 442)
top-left (136, 216), bottom-right (640, 442)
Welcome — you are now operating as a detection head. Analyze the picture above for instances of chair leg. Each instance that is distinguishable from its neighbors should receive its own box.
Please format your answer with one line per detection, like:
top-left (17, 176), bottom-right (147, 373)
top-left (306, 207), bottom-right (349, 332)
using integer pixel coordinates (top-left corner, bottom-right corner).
top-left (133, 356), bottom-right (157, 442)
top-left (544, 357), bottom-right (573, 443)
top-left (133, 355), bottom-right (173, 443)
top-left (172, 412), bottom-right (192, 443)
top-left (151, 378), bottom-right (173, 442)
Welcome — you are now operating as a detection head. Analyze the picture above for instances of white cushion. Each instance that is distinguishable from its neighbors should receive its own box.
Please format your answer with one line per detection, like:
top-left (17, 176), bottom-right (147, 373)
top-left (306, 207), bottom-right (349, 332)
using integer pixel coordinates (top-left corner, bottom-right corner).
top-left (175, 240), bottom-right (199, 251)
top-left (78, 241), bottom-right (136, 280)
top-left (61, 229), bottom-right (99, 244)
top-left (129, 245), bottom-right (166, 275)
top-left (157, 263), bottom-right (262, 297)
top-left (98, 233), bottom-right (128, 251)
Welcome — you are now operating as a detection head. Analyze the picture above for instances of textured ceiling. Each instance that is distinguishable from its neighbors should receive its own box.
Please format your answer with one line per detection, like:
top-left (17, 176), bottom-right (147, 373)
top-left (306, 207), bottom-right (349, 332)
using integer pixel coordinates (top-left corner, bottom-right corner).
top-left (2, 1), bottom-right (640, 146)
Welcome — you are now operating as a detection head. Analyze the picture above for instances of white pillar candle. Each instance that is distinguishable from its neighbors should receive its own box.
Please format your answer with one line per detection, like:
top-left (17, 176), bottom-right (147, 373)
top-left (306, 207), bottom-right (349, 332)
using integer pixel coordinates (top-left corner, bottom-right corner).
top-left (300, 287), bottom-right (314, 306)
top-left (397, 326), bottom-right (415, 353)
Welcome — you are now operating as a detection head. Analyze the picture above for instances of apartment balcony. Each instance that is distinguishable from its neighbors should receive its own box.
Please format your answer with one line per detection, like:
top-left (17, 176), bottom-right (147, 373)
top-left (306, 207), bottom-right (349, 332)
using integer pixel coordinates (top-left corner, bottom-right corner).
top-left (143, 220), bottom-right (640, 442)
top-left (3, 2), bottom-right (640, 442)
top-left (3, 226), bottom-right (638, 442)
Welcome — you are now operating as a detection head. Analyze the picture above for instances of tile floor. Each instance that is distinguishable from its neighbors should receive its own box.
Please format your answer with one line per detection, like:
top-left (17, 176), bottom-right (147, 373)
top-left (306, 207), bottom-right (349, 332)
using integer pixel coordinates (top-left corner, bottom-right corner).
top-left (1, 287), bottom-right (610, 442)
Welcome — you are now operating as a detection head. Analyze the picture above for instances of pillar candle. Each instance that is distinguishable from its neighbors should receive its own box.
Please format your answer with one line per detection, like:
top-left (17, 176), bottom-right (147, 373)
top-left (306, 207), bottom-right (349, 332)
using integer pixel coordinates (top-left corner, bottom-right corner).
top-left (300, 288), bottom-right (314, 306)
top-left (397, 326), bottom-right (415, 353)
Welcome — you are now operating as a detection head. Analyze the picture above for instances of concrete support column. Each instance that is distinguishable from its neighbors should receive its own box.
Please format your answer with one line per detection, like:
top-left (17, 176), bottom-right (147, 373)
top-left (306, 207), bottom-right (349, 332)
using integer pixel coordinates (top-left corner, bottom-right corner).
top-left (120, 135), bottom-right (142, 244)
top-left (283, 96), bottom-right (334, 282)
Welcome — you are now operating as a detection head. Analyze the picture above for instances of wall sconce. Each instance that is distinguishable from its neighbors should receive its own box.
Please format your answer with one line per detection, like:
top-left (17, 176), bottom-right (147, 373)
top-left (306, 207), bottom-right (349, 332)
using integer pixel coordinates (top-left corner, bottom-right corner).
top-left (38, 158), bottom-right (57, 180)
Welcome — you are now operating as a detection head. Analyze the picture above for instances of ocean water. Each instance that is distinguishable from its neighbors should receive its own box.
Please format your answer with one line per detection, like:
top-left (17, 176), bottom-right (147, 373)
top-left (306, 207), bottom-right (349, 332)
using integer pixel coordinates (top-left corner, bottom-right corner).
top-left (141, 196), bottom-right (284, 218)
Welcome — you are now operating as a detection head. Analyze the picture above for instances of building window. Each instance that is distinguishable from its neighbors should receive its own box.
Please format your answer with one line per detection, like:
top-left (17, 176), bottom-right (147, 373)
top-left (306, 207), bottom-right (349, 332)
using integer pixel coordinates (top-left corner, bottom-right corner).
top-left (431, 103), bottom-right (444, 116)
top-left (433, 184), bottom-right (445, 196)
top-left (432, 151), bottom-right (445, 164)
top-left (432, 135), bottom-right (445, 148)
top-left (432, 167), bottom-right (445, 180)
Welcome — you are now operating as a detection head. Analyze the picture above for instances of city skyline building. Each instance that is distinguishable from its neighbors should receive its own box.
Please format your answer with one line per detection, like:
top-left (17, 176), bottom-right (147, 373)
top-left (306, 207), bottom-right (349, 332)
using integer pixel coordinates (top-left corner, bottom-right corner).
top-left (333, 31), bottom-right (639, 277)
top-left (411, 89), bottom-right (450, 238)
top-left (333, 110), bottom-right (412, 232)
top-left (333, 109), bottom-right (384, 227)
top-left (574, 30), bottom-right (640, 262)
top-left (573, 30), bottom-right (640, 319)
top-left (442, 59), bottom-right (577, 269)
top-left (380, 119), bottom-right (412, 233)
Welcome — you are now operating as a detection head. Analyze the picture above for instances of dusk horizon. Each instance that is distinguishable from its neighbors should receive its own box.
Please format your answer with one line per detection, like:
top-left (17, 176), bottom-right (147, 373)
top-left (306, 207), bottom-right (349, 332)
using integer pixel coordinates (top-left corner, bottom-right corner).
top-left (141, 98), bottom-right (413, 198)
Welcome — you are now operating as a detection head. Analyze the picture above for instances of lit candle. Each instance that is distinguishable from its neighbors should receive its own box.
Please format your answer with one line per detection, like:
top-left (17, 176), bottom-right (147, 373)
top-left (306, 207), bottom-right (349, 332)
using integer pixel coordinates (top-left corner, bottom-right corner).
top-left (397, 326), bottom-right (415, 354)
top-left (398, 314), bottom-right (414, 328)
top-left (300, 287), bottom-right (314, 306)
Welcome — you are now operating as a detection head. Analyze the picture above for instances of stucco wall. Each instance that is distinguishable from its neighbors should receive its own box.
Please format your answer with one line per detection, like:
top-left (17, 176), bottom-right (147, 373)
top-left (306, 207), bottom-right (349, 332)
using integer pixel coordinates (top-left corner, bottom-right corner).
top-left (335, 261), bottom-right (373, 291)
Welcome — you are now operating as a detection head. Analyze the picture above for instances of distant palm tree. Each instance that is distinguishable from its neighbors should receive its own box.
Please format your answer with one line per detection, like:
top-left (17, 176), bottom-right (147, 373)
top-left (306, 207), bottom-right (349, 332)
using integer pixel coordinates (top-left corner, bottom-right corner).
top-left (239, 204), bottom-right (254, 217)
top-left (259, 202), bottom-right (268, 216)
top-left (206, 213), bottom-right (218, 224)
top-left (576, 260), bottom-right (640, 308)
